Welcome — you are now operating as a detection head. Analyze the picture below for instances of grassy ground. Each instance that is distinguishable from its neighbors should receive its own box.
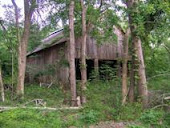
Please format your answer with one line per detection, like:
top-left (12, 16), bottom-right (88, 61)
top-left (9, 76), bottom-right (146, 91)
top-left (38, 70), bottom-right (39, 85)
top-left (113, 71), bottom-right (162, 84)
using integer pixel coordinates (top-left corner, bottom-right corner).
top-left (0, 78), bottom-right (169, 128)
top-left (0, 84), bottom-right (65, 107)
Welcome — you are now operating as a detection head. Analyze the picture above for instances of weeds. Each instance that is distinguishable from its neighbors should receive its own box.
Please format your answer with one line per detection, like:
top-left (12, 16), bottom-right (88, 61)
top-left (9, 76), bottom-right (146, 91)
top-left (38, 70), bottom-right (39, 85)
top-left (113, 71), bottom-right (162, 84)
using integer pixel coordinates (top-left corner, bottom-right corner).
top-left (0, 79), bottom-right (169, 127)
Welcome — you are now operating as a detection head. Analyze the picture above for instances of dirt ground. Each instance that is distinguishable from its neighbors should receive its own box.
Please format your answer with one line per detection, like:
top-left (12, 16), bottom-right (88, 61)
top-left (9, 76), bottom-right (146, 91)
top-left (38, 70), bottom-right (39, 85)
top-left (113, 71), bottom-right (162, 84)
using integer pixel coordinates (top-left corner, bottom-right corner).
top-left (70, 121), bottom-right (128, 128)
top-left (89, 121), bottom-right (126, 128)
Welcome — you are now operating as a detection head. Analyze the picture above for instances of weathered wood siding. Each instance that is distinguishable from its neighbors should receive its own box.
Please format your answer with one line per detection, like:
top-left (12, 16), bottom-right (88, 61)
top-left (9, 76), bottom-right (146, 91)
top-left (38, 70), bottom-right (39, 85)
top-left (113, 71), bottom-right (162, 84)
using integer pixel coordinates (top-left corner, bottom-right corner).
top-left (26, 28), bottom-right (124, 84)
top-left (27, 42), bottom-right (69, 84)
top-left (75, 28), bottom-right (124, 60)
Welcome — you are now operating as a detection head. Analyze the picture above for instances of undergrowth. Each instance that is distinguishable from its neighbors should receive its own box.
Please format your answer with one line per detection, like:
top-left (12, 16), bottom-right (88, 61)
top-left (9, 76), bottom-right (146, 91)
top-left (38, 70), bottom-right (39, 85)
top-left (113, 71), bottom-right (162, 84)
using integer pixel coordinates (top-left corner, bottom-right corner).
top-left (0, 84), bottom-right (65, 107)
top-left (0, 78), bottom-right (169, 127)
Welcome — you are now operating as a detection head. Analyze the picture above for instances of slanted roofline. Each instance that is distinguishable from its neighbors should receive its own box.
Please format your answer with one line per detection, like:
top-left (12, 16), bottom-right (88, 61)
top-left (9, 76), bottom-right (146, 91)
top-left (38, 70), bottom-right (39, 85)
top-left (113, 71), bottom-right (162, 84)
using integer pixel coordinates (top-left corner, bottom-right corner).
top-left (27, 29), bottom-right (67, 56)
top-left (27, 26), bottom-right (125, 56)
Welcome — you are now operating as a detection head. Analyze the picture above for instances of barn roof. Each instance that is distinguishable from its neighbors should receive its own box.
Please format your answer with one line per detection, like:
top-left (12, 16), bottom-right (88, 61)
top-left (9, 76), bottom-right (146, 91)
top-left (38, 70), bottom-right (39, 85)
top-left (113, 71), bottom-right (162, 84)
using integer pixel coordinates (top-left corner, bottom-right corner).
top-left (27, 29), bottom-right (67, 56)
top-left (27, 26), bottom-right (125, 56)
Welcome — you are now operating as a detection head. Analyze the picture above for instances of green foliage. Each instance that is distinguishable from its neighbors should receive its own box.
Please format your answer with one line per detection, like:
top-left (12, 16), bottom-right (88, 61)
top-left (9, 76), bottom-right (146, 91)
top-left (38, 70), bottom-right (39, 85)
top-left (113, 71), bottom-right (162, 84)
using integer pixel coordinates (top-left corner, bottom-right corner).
top-left (99, 63), bottom-right (117, 80)
top-left (79, 109), bottom-right (99, 124)
top-left (116, 103), bottom-right (143, 121)
top-left (144, 43), bottom-right (170, 77)
top-left (0, 79), bottom-right (170, 127)
top-left (140, 109), bottom-right (163, 125)
top-left (0, 85), bottom-right (65, 107)
top-left (0, 24), bottom-right (18, 86)
top-left (89, 69), bottom-right (99, 80)
top-left (164, 112), bottom-right (170, 126)
top-left (49, 0), bottom-right (119, 44)
top-left (128, 125), bottom-right (145, 128)
top-left (89, 8), bottom-right (118, 44)
top-left (84, 81), bottom-right (121, 121)
top-left (0, 109), bottom-right (63, 128)
top-left (148, 76), bottom-right (170, 92)
top-left (128, 109), bottom-right (170, 128)
top-left (28, 24), bottom-right (46, 52)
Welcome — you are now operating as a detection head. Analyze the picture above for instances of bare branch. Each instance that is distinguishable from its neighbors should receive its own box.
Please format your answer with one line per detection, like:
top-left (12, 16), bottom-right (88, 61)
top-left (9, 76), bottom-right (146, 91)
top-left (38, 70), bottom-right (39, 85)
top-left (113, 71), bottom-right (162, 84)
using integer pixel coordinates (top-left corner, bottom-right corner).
top-left (0, 20), bottom-right (6, 32)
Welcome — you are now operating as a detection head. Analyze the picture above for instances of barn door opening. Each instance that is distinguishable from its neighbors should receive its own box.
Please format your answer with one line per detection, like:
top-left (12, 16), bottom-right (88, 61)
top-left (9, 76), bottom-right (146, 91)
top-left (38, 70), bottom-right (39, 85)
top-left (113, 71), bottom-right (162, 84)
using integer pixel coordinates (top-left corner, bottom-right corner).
top-left (75, 59), bottom-right (94, 80)
top-left (98, 60), bottom-right (118, 80)
top-left (75, 59), bottom-right (121, 80)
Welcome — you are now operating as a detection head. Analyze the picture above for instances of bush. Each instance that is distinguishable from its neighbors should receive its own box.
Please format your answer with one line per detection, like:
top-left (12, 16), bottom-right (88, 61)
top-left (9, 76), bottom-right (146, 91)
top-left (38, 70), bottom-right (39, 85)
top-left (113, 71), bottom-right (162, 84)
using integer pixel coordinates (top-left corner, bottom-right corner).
top-left (139, 109), bottom-right (164, 127)
top-left (0, 109), bottom-right (63, 128)
top-left (115, 103), bottom-right (143, 121)
top-left (164, 112), bottom-right (170, 126)
top-left (79, 109), bottom-right (99, 124)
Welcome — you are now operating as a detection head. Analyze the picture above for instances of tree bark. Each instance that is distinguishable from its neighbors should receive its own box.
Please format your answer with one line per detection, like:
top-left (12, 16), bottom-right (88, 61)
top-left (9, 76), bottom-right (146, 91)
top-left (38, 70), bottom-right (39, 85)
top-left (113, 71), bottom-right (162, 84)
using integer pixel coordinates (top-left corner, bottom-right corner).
top-left (126, 0), bottom-right (136, 103)
top-left (80, 0), bottom-right (87, 105)
top-left (0, 66), bottom-right (5, 102)
top-left (69, 0), bottom-right (77, 106)
top-left (16, 0), bottom-right (34, 97)
top-left (126, 0), bottom-right (148, 107)
top-left (122, 29), bottom-right (130, 105)
top-left (128, 40), bottom-right (136, 102)
top-left (117, 41), bottom-right (122, 78)
top-left (128, 59), bottom-right (135, 102)
top-left (135, 39), bottom-right (148, 107)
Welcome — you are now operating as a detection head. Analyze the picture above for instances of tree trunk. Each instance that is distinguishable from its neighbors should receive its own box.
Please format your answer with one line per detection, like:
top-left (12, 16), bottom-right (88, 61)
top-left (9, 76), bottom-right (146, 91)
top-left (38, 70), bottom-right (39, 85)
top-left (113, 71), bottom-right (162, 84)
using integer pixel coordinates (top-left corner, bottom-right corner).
top-left (117, 41), bottom-right (122, 78)
top-left (126, 0), bottom-right (148, 107)
top-left (80, 0), bottom-right (87, 105)
top-left (69, 0), bottom-right (77, 106)
top-left (126, 0), bottom-right (136, 103)
top-left (135, 39), bottom-right (148, 107)
top-left (128, 39), bottom-right (136, 103)
top-left (0, 67), bottom-right (5, 102)
top-left (128, 58), bottom-right (135, 102)
top-left (16, 0), bottom-right (34, 97)
top-left (122, 29), bottom-right (130, 105)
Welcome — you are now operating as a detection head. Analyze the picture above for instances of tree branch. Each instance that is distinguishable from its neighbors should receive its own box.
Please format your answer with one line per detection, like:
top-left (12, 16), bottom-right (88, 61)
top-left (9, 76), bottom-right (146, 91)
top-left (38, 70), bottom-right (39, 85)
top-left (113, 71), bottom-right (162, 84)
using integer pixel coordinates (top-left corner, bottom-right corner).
top-left (11, 0), bottom-right (19, 29)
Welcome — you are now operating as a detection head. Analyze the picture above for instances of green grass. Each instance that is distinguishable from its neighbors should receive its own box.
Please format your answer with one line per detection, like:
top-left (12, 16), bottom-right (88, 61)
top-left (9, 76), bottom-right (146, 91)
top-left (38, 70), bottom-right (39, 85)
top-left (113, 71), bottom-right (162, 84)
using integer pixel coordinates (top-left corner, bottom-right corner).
top-left (0, 109), bottom-right (63, 128)
top-left (148, 75), bottom-right (170, 92)
top-left (0, 78), bottom-right (169, 128)
top-left (0, 84), bottom-right (66, 107)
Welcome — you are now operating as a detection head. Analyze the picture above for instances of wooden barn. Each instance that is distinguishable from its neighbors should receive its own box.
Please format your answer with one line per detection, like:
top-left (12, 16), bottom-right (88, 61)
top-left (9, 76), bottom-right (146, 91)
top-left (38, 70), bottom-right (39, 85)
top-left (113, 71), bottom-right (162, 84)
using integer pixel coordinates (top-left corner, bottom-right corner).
top-left (26, 27), bottom-right (125, 85)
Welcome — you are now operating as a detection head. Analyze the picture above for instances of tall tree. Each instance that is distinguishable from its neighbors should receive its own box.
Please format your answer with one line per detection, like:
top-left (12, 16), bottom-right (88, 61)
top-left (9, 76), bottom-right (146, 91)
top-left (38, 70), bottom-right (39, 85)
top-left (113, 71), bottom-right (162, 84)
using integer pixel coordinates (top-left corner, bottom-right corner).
top-left (126, 0), bottom-right (148, 107)
top-left (135, 38), bottom-right (148, 106)
top-left (80, 0), bottom-right (87, 104)
top-left (14, 0), bottom-right (35, 97)
top-left (0, 65), bottom-right (4, 102)
top-left (122, 28), bottom-right (130, 105)
top-left (69, 0), bottom-right (77, 106)
top-left (0, 20), bottom-right (6, 102)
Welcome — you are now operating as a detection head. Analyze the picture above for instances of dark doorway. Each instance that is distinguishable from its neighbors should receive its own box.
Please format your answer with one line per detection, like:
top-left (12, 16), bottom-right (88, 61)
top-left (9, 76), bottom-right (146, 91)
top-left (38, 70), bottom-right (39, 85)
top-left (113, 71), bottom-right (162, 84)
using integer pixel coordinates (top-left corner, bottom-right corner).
top-left (98, 60), bottom-right (117, 80)
top-left (75, 59), bottom-right (119, 80)
top-left (75, 59), bottom-right (94, 80)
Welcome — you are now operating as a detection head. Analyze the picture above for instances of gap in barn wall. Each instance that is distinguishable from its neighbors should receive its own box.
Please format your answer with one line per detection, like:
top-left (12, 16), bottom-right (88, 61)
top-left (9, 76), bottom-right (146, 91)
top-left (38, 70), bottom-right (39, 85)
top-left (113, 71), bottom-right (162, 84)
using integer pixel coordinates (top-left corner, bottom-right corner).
top-left (75, 59), bottom-right (94, 80)
top-left (75, 59), bottom-right (119, 81)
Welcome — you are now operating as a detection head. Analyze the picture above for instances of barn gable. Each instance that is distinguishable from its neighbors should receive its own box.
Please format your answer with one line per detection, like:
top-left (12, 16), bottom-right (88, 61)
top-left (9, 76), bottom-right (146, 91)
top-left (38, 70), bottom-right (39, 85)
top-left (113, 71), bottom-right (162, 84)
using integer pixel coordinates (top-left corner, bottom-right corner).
top-left (26, 27), bottom-right (125, 84)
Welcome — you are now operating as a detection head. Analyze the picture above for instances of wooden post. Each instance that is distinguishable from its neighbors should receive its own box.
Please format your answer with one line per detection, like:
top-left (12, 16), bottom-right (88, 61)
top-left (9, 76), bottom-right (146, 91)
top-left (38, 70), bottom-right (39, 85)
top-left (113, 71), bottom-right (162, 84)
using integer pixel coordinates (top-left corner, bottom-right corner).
top-left (94, 58), bottom-right (99, 79)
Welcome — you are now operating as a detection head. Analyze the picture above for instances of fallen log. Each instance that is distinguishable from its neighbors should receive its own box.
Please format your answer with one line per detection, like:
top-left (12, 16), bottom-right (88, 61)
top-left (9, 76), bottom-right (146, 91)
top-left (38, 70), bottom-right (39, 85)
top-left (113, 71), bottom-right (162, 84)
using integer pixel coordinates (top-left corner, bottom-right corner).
top-left (0, 106), bottom-right (82, 112)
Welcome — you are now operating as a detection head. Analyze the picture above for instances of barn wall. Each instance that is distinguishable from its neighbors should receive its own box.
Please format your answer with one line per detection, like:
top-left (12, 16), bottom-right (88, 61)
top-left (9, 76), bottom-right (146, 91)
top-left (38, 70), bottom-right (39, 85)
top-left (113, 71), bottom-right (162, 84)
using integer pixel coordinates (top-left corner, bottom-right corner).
top-left (26, 28), bottom-right (125, 84)
top-left (27, 42), bottom-right (69, 85)
top-left (75, 28), bottom-right (124, 60)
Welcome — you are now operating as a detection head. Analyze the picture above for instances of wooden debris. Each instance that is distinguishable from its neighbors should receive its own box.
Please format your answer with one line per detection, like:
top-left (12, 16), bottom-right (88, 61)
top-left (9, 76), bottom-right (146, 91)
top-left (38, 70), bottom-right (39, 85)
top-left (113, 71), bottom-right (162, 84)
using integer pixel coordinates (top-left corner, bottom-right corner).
top-left (0, 106), bottom-right (82, 112)
top-left (40, 82), bottom-right (53, 88)
top-left (23, 99), bottom-right (46, 107)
